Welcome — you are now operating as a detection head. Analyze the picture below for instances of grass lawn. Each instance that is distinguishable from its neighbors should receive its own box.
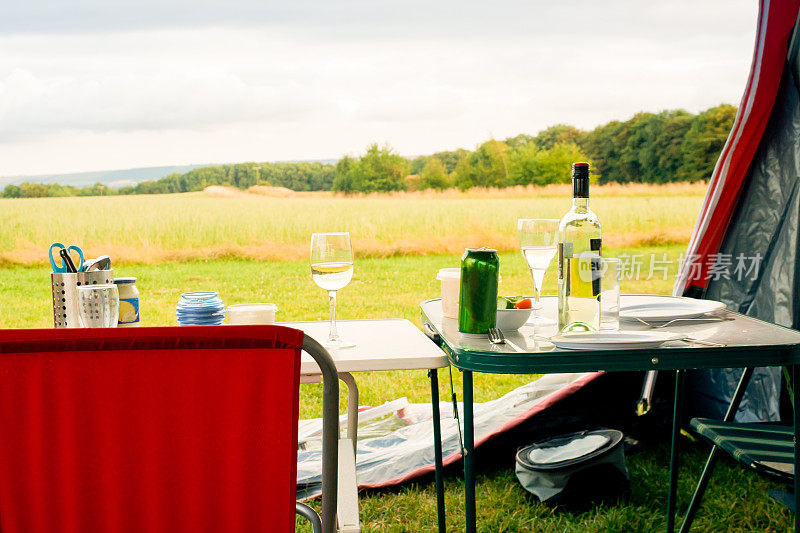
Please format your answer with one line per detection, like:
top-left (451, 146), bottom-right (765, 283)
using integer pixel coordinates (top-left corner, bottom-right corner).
top-left (1, 251), bottom-right (794, 531)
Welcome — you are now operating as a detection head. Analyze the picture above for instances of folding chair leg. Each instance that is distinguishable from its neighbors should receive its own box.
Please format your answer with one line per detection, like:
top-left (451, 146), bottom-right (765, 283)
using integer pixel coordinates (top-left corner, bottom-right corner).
top-left (679, 367), bottom-right (754, 533)
top-left (678, 443), bottom-right (721, 533)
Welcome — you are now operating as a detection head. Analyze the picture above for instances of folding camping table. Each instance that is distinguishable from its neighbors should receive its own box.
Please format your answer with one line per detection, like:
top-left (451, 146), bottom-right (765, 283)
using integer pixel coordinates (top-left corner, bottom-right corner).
top-left (281, 318), bottom-right (450, 532)
top-left (420, 296), bottom-right (800, 533)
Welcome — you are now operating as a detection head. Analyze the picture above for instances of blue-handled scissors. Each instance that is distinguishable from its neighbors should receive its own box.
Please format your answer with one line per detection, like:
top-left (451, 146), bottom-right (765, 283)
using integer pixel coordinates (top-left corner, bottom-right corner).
top-left (48, 242), bottom-right (85, 273)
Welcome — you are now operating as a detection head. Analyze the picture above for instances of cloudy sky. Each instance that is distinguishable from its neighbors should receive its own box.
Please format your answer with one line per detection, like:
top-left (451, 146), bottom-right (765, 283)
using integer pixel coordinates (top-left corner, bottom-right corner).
top-left (0, 1), bottom-right (758, 176)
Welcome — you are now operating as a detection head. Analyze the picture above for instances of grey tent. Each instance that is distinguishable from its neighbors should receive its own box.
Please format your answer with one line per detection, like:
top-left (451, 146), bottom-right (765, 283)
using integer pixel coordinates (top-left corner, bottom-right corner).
top-left (669, 0), bottom-right (800, 421)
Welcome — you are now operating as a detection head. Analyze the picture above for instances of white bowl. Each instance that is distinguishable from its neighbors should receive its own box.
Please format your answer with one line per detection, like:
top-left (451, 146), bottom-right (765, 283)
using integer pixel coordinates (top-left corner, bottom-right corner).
top-left (496, 308), bottom-right (532, 331)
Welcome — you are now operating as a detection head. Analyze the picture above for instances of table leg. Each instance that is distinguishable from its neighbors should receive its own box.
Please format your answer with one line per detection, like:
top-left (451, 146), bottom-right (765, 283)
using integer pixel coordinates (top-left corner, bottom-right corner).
top-left (793, 365), bottom-right (799, 533)
top-left (463, 370), bottom-right (476, 533)
top-left (429, 369), bottom-right (446, 533)
top-left (667, 369), bottom-right (685, 533)
top-left (338, 372), bottom-right (359, 455)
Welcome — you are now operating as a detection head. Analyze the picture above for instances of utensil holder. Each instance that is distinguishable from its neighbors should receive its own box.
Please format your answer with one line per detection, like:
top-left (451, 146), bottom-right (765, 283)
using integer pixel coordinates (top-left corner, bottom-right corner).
top-left (51, 269), bottom-right (114, 328)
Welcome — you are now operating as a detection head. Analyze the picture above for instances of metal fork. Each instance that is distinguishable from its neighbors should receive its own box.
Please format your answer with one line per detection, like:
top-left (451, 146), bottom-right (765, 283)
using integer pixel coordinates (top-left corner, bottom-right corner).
top-left (488, 328), bottom-right (524, 352)
top-left (626, 316), bottom-right (728, 346)
top-left (627, 316), bottom-right (732, 328)
top-left (488, 327), bottom-right (504, 345)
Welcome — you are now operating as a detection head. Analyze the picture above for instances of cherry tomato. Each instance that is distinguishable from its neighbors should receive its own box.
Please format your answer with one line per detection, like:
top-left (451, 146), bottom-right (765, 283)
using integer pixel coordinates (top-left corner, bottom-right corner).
top-left (514, 298), bottom-right (532, 309)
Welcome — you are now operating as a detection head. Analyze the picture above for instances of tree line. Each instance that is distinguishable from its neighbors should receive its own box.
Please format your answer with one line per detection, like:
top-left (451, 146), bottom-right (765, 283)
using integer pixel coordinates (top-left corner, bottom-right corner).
top-left (1, 161), bottom-right (335, 198)
top-left (2, 104), bottom-right (735, 198)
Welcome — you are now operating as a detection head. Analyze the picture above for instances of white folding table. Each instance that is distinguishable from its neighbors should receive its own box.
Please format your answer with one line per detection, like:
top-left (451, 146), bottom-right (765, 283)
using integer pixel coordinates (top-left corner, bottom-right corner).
top-left (281, 318), bottom-right (450, 533)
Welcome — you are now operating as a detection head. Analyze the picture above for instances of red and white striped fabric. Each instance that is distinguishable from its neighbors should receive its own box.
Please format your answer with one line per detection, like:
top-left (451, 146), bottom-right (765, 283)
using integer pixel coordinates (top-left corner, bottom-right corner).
top-left (674, 0), bottom-right (800, 296)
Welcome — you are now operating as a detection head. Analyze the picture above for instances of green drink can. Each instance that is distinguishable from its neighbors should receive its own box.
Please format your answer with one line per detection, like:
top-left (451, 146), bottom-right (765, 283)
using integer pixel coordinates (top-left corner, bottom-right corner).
top-left (458, 247), bottom-right (500, 334)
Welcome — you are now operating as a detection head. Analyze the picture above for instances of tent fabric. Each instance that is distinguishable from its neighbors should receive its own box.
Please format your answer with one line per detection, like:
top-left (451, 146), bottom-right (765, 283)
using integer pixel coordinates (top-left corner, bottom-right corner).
top-left (675, 0), bottom-right (800, 293)
top-left (703, 37), bottom-right (800, 328)
top-left (673, 0), bottom-right (800, 422)
top-left (694, 56), bottom-right (800, 422)
top-left (0, 326), bottom-right (304, 533)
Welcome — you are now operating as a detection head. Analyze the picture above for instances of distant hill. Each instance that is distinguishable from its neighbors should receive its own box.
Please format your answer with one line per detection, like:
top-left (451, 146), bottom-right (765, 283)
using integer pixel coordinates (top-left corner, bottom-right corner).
top-left (0, 159), bottom-right (339, 191)
top-left (0, 165), bottom-right (210, 189)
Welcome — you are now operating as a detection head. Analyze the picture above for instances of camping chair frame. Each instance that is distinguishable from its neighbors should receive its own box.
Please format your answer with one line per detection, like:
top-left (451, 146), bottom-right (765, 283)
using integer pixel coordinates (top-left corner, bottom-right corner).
top-left (0, 327), bottom-right (340, 533)
top-left (677, 366), bottom-right (796, 532)
top-left (301, 334), bottom-right (341, 533)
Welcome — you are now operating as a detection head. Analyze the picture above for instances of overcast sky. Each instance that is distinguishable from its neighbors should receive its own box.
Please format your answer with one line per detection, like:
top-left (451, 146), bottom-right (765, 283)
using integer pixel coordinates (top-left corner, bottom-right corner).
top-left (0, 1), bottom-right (758, 176)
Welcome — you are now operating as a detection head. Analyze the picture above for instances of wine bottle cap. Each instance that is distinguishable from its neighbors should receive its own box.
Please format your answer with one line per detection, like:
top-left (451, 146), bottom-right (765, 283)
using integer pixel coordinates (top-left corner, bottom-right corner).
top-left (571, 162), bottom-right (589, 197)
top-left (571, 162), bottom-right (590, 179)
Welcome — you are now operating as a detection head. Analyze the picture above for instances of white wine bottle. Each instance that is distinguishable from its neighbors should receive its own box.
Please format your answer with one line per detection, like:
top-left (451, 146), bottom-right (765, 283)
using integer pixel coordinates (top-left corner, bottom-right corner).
top-left (558, 162), bottom-right (602, 332)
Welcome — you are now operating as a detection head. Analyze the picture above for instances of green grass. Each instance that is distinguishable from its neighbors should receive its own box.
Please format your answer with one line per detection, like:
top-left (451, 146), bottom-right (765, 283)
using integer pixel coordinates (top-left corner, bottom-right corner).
top-left (1, 248), bottom-right (684, 412)
top-left (3, 250), bottom-right (794, 531)
top-left (354, 444), bottom-right (792, 532)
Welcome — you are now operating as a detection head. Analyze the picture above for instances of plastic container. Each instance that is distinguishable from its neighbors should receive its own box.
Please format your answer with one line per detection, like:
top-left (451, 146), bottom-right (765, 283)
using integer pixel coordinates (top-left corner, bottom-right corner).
top-left (226, 303), bottom-right (278, 325)
top-left (114, 277), bottom-right (140, 327)
top-left (437, 268), bottom-right (502, 320)
top-left (436, 268), bottom-right (461, 319)
top-left (176, 292), bottom-right (225, 326)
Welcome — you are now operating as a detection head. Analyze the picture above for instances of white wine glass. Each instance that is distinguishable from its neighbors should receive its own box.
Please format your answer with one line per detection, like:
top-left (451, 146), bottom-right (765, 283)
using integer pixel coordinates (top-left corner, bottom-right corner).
top-left (310, 232), bottom-right (355, 349)
top-left (517, 219), bottom-right (559, 326)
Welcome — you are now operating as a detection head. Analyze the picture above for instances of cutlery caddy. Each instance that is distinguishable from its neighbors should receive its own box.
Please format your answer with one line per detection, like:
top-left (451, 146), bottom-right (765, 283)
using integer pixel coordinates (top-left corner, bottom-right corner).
top-left (51, 269), bottom-right (114, 328)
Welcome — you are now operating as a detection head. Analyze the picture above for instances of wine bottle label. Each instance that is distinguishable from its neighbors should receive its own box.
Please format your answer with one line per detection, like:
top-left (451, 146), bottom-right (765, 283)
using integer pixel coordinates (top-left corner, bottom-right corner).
top-left (569, 253), bottom-right (601, 299)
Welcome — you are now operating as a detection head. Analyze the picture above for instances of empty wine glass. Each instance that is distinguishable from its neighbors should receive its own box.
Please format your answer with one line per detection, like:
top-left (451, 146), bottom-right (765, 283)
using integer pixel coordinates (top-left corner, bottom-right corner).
top-left (517, 219), bottom-right (560, 326)
top-left (310, 232), bottom-right (355, 349)
top-left (77, 284), bottom-right (119, 328)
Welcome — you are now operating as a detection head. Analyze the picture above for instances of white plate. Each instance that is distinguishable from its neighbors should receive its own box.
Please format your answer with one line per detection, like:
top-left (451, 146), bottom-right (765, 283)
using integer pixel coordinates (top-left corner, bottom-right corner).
top-left (549, 331), bottom-right (687, 350)
top-left (619, 295), bottom-right (725, 323)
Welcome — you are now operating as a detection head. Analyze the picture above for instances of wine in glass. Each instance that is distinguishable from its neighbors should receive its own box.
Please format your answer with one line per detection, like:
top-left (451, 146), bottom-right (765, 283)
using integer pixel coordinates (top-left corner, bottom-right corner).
top-left (517, 219), bottom-right (560, 325)
top-left (310, 232), bottom-right (355, 349)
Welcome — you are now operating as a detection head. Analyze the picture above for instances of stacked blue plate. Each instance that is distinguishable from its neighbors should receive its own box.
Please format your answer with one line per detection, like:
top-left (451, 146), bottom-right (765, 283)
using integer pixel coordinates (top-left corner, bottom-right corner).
top-left (176, 291), bottom-right (225, 326)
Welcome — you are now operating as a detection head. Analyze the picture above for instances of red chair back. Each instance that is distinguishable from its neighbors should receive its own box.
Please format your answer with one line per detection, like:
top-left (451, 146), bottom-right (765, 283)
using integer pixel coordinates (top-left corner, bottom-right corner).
top-left (0, 325), bottom-right (305, 533)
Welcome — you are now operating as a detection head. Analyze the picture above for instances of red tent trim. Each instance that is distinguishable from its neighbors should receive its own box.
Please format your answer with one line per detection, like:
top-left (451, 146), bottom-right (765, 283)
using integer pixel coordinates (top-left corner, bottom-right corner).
top-left (675, 0), bottom-right (800, 295)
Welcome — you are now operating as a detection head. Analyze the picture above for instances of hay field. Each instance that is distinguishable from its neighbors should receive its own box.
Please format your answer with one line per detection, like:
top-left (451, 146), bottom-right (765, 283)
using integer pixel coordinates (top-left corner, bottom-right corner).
top-left (0, 182), bottom-right (705, 265)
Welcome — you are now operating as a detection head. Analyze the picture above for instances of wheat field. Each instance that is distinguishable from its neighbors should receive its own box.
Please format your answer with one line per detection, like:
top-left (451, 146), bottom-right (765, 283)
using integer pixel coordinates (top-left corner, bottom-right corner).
top-left (0, 182), bottom-right (705, 265)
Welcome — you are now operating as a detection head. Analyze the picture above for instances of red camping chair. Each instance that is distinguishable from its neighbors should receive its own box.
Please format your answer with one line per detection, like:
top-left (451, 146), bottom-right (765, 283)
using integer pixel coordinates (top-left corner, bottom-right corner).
top-left (0, 325), bottom-right (339, 533)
